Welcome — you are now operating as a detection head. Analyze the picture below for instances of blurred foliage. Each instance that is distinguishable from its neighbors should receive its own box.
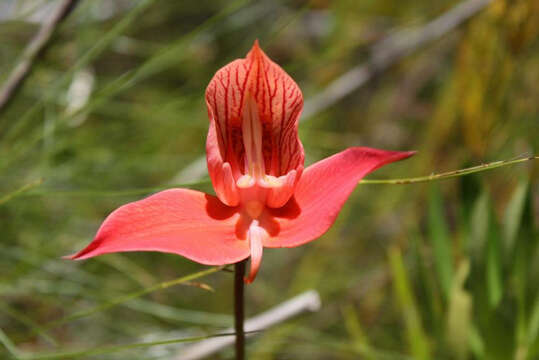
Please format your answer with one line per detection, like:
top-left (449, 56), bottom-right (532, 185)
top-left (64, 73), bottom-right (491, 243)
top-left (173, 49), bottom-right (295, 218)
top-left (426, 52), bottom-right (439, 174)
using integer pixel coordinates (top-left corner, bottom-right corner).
top-left (0, 0), bottom-right (537, 359)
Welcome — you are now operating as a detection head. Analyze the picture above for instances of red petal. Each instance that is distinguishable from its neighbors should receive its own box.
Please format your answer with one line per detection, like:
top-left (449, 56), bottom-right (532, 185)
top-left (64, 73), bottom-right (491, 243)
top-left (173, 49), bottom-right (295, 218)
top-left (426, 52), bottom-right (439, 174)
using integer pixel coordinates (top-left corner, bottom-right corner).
top-left (206, 121), bottom-right (240, 206)
top-left (263, 147), bottom-right (415, 248)
top-left (68, 189), bottom-right (249, 265)
top-left (205, 40), bottom-right (304, 179)
top-left (244, 223), bottom-right (266, 284)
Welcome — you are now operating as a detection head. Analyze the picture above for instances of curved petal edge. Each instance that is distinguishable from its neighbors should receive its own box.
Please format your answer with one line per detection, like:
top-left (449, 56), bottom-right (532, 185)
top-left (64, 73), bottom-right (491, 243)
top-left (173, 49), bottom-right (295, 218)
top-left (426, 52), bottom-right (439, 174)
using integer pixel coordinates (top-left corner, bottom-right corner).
top-left (264, 147), bottom-right (415, 248)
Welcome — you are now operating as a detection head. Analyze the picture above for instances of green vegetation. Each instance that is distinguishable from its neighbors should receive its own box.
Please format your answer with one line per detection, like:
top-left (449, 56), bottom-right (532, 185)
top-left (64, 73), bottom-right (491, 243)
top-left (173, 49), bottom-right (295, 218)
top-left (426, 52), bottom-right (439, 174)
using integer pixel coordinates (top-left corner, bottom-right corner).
top-left (0, 0), bottom-right (537, 358)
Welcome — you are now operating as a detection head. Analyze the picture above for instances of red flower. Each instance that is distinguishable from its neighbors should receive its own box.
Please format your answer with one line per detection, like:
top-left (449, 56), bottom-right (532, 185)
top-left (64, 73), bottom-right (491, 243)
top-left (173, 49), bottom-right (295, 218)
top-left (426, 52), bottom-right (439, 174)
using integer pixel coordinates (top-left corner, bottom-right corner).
top-left (69, 41), bottom-right (414, 283)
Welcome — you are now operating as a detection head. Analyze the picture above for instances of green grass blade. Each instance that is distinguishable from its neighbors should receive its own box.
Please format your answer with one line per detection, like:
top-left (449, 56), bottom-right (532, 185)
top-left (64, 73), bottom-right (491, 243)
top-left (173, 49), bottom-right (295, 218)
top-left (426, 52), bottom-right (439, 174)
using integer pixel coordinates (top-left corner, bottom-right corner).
top-left (341, 304), bottom-right (374, 359)
top-left (388, 246), bottom-right (430, 360)
top-left (45, 266), bottom-right (224, 329)
top-left (486, 203), bottom-right (503, 308)
top-left (126, 299), bottom-right (231, 326)
top-left (468, 325), bottom-right (486, 359)
top-left (411, 233), bottom-right (443, 334)
top-left (446, 259), bottom-right (472, 360)
top-left (23, 332), bottom-right (247, 360)
top-left (528, 297), bottom-right (539, 354)
top-left (0, 302), bottom-right (57, 346)
top-left (0, 327), bottom-right (24, 359)
top-left (503, 179), bottom-right (529, 253)
top-left (74, 0), bottom-right (250, 111)
top-left (470, 190), bottom-right (489, 257)
top-left (511, 185), bottom-right (536, 360)
top-left (1, 0), bottom-right (251, 171)
top-left (427, 184), bottom-right (453, 300)
top-left (0, 178), bottom-right (43, 205)
top-left (95, 253), bottom-right (156, 288)
top-left (2, 0), bottom-right (157, 142)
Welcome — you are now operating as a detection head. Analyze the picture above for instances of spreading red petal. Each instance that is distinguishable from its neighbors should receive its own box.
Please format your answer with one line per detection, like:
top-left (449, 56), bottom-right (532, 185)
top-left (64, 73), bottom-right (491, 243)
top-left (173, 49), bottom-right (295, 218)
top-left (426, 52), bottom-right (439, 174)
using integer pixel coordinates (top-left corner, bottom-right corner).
top-left (263, 147), bottom-right (415, 248)
top-left (68, 189), bottom-right (249, 265)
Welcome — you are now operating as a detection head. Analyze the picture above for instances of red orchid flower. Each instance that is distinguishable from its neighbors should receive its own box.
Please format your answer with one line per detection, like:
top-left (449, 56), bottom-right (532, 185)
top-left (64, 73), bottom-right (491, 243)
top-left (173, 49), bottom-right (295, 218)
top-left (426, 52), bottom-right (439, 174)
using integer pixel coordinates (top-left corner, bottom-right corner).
top-left (69, 41), bottom-right (414, 283)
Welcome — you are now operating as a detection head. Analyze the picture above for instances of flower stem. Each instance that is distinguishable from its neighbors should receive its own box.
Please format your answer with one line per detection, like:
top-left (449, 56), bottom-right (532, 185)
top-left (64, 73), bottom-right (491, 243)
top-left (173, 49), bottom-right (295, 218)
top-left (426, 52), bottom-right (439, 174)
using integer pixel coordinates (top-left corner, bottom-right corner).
top-left (234, 260), bottom-right (246, 360)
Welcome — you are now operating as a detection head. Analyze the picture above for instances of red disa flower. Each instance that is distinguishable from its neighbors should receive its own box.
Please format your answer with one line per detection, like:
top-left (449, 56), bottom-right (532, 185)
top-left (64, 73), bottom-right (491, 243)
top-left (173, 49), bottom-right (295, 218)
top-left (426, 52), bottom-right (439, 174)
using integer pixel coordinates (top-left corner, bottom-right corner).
top-left (69, 41), bottom-right (414, 283)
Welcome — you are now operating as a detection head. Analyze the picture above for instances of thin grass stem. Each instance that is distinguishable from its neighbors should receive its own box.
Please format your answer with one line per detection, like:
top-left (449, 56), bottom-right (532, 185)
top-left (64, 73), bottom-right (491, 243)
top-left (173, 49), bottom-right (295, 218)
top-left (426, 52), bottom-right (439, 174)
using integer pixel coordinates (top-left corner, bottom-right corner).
top-left (360, 156), bottom-right (537, 185)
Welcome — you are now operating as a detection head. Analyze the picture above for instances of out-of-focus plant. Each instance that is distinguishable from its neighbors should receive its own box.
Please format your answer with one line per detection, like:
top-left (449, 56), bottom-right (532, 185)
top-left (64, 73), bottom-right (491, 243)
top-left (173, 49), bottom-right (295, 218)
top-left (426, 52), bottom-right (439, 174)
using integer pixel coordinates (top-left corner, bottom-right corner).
top-left (0, 0), bottom-right (537, 359)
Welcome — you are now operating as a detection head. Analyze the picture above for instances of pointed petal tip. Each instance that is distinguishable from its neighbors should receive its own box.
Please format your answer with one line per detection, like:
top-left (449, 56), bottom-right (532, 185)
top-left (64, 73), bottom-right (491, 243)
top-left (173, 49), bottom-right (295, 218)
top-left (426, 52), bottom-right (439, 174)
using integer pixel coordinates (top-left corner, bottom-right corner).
top-left (243, 223), bottom-right (265, 284)
top-left (248, 39), bottom-right (265, 59)
top-left (264, 147), bottom-right (416, 249)
top-left (351, 147), bottom-right (416, 166)
top-left (394, 150), bottom-right (417, 161)
top-left (244, 260), bottom-right (259, 284)
top-left (64, 251), bottom-right (101, 261)
top-left (404, 150), bottom-right (417, 157)
top-left (63, 245), bottom-right (98, 261)
top-left (244, 255), bottom-right (261, 283)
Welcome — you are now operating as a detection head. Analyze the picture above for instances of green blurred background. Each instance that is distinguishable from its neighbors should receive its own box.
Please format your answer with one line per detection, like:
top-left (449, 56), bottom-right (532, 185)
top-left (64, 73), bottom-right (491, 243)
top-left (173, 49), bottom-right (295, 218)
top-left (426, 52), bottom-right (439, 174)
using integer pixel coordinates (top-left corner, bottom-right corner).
top-left (0, 0), bottom-right (537, 359)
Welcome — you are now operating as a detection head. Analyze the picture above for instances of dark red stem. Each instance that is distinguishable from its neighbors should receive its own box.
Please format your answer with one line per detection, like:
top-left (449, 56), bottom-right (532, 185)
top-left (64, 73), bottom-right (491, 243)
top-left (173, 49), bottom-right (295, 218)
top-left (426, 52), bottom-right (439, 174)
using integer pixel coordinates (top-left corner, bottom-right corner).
top-left (234, 260), bottom-right (246, 360)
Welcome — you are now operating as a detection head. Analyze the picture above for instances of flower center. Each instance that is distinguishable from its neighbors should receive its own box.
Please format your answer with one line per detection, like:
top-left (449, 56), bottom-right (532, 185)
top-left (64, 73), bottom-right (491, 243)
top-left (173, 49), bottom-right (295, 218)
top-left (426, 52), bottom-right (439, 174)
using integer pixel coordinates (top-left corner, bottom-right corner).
top-left (244, 200), bottom-right (264, 219)
top-left (234, 94), bottom-right (298, 213)
top-left (241, 95), bottom-right (265, 181)
top-left (235, 95), bottom-right (267, 218)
